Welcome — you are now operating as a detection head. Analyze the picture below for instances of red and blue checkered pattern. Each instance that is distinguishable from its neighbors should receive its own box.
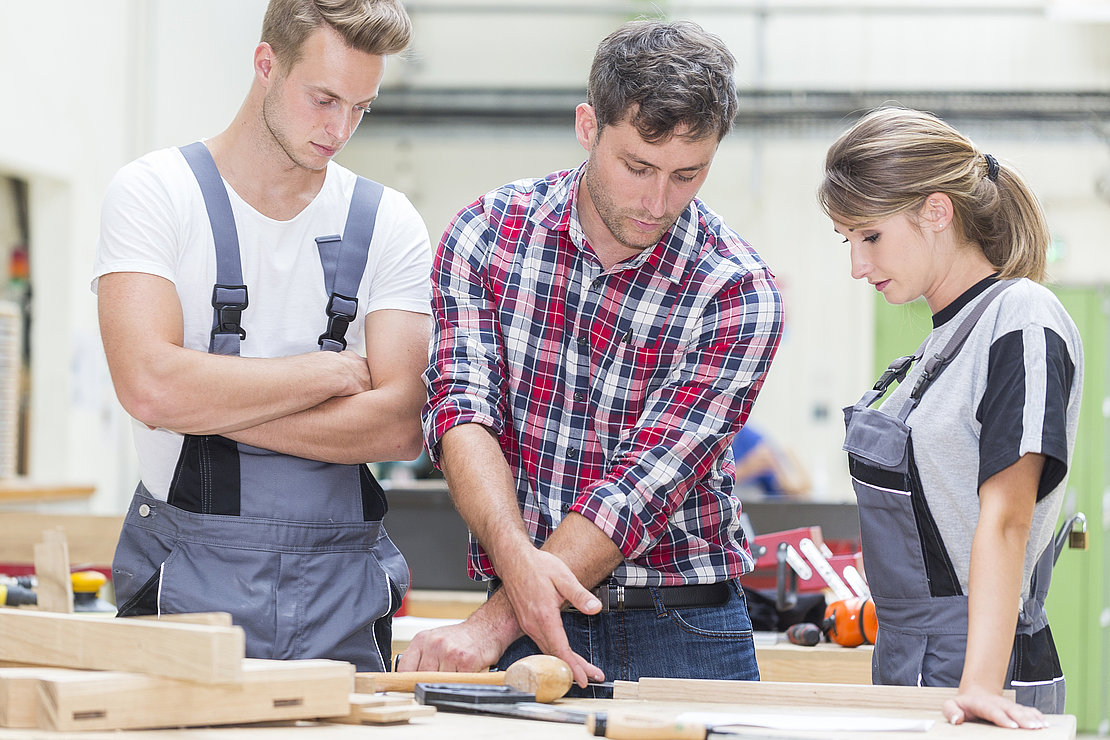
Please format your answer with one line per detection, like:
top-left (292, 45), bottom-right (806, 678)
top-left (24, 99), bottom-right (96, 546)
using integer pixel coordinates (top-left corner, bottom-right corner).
top-left (423, 164), bottom-right (783, 587)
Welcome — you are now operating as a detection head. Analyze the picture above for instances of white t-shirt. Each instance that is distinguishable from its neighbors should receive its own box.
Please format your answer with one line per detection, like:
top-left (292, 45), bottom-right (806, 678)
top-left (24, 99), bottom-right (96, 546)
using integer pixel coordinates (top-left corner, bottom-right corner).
top-left (92, 144), bottom-right (432, 499)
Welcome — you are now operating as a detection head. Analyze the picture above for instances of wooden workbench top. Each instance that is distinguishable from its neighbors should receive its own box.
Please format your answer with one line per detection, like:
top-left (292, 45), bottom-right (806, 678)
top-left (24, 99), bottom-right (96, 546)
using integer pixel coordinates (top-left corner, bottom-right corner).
top-left (0, 696), bottom-right (1076, 739)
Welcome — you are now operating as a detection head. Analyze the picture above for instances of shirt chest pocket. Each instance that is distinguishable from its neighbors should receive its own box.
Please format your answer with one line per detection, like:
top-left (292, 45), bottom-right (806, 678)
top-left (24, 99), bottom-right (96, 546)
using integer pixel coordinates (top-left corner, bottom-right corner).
top-left (595, 335), bottom-right (684, 419)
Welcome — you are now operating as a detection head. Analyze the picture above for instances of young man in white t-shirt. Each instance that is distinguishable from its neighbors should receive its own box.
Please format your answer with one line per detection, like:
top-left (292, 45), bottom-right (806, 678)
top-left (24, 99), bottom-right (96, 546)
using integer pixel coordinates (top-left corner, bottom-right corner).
top-left (92, 0), bottom-right (431, 671)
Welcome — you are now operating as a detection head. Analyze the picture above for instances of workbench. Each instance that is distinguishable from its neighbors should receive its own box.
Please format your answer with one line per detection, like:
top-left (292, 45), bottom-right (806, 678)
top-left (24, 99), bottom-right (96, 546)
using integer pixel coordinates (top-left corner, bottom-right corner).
top-left (395, 614), bottom-right (876, 685)
top-left (0, 696), bottom-right (1076, 739)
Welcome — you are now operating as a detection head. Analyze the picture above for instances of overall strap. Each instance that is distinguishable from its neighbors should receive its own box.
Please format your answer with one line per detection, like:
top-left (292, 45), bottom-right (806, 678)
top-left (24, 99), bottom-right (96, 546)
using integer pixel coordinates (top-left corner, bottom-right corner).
top-left (895, 279), bottom-right (1017, 421)
top-left (315, 176), bottom-right (384, 352)
top-left (179, 142), bottom-right (248, 357)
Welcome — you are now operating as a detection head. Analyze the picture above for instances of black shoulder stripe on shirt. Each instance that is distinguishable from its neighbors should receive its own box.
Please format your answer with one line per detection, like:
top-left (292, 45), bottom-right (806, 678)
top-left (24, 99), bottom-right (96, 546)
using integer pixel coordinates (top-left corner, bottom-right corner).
top-left (977, 328), bottom-right (1074, 501)
top-left (1039, 328), bottom-right (1074, 498)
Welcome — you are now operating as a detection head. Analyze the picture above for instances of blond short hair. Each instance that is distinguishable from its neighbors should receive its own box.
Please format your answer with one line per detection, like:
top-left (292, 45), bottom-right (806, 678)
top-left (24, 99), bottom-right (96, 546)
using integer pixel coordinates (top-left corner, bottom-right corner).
top-left (261, 0), bottom-right (411, 67)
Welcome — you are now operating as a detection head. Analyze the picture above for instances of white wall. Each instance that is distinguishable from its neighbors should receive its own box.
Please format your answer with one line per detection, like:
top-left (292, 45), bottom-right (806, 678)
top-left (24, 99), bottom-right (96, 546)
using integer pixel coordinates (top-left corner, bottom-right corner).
top-left (0, 1), bottom-right (1108, 510)
top-left (0, 0), bottom-right (265, 512)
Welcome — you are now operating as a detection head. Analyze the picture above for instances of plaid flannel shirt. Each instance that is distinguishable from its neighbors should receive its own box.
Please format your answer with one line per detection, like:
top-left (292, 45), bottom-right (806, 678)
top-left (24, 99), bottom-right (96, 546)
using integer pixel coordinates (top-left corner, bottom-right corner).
top-left (422, 164), bottom-right (783, 586)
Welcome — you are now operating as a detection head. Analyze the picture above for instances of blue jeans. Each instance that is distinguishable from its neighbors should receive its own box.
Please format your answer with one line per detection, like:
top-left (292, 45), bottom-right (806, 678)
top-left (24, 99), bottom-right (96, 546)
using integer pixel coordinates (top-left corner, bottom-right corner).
top-left (495, 580), bottom-right (759, 697)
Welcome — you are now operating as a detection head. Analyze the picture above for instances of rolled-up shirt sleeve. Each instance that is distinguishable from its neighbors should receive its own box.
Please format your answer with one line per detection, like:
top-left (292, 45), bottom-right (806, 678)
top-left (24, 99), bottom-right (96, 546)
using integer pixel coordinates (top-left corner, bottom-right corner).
top-left (422, 199), bottom-right (507, 463)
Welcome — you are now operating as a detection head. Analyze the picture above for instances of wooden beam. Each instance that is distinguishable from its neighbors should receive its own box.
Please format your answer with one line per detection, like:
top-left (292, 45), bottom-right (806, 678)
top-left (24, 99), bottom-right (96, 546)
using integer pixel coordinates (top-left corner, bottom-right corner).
top-left (0, 609), bottom-right (244, 684)
top-left (125, 612), bottom-right (235, 627)
top-left (612, 680), bottom-right (638, 700)
top-left (0, 667), bottom-right (81, 728)
top-left (632, 678), bottom-right (1015, 712)
top-left (36, 659), bottom-right (353, 732)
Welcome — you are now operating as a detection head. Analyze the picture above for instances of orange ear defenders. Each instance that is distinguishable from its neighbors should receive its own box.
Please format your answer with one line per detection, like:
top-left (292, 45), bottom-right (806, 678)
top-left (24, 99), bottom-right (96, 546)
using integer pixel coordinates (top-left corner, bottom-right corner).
top-left (822, 596), bottom-right (878, 647)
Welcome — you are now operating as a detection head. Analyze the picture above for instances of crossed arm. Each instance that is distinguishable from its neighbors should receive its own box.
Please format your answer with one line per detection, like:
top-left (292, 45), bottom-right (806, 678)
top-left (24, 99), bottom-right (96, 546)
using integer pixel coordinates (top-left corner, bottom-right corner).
top-left (98, 271), bottom-right (430, 464)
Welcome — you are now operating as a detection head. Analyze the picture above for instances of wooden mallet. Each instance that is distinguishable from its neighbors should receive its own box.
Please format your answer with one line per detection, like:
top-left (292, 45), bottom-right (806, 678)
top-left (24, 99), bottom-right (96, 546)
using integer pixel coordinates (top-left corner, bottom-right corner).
top-left (355, 655), bottom-right (574, 703)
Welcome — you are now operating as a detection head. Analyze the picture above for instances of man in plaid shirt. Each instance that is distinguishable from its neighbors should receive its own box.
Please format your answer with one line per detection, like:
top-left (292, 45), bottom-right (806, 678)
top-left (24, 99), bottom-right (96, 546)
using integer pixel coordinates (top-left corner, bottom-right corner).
top-left (401, 20), bottom-right (783, 692)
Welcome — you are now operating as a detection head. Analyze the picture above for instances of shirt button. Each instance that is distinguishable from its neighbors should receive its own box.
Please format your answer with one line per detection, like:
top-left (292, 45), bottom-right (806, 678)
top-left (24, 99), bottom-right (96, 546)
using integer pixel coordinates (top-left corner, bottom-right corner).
top-left (138, 504), bottom-right (151, 518)
top-left (573, 392), bottom-right (585, 402)
top-left (561, 503), bottom-right (571, 513)
top-left (566, 447), bottom-right (577, 459)
top-left (577, 335), bottom-right (588, 346)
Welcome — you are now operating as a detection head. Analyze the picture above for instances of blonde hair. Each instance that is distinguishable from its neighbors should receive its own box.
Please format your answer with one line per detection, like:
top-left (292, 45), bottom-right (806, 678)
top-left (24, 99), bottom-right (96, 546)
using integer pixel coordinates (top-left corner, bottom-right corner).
top-left (818, 106), bottom-right (1048, 282)
top-left (261, 0), bottom-right (411, 68)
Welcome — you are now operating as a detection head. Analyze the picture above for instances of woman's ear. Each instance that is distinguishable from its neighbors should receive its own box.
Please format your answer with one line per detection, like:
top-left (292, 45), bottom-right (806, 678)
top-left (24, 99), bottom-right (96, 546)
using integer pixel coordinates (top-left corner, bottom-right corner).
top-left (919, 192), bottom-right (954, 232)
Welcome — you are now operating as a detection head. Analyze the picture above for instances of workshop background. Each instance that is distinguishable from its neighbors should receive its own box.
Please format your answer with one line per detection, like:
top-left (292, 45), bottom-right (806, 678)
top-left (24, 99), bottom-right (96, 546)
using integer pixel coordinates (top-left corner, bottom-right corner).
top-left (0, 0), bottom-right (1107, 733)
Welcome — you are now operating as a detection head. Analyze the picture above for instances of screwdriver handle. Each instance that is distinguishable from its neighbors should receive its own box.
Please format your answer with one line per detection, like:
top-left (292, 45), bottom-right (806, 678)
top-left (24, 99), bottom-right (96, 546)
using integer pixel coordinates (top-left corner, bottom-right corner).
top-left (785, 621), bottom-right (822, 646)
top-left (588, 709), bottom-right (707, 739)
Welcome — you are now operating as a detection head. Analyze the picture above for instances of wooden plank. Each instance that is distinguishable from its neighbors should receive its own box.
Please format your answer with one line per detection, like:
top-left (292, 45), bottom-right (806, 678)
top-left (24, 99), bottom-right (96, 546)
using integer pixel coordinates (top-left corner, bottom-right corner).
top-left (0, 667), bottom-right (81, 728)
top-left (633, 678), bottom-right (1015, 712)
top-left (755, 642), bottom-right (874, 684)
top-left (0, 513), bottom-right (121, 568)
top-left (612, 680), bottom-right (638, 700)
top-left (32, 529), bottom-right (74, 614)
top-left (0, 609), bottom-right (244, 684)
top-left (37, 659), bottom-right (353, 732)
top-left (126, 612), bottom-right (235, 627)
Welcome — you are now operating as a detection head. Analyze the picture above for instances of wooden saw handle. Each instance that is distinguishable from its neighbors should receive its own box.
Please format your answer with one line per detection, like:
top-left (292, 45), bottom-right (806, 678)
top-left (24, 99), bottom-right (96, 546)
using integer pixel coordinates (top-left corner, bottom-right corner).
top-left (587, 709), bottom-right (708, 740)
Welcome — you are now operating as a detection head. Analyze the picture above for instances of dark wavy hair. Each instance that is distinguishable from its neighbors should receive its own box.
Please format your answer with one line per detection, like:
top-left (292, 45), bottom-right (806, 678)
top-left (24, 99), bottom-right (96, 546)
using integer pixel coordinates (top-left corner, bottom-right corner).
top-left (587, 20), bottom-right (738, 143)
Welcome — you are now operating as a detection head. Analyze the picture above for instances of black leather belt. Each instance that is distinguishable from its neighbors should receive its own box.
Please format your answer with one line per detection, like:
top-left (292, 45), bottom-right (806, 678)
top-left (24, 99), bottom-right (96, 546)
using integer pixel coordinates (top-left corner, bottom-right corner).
top-left (572, 581), bottom-right (732, 613)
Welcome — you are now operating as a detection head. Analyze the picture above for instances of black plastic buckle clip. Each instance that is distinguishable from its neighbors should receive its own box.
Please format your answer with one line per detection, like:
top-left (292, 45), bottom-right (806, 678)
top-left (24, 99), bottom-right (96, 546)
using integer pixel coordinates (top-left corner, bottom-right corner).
top-left (318, 292), bottom-right (359, 351)
top-left (211, 284), bottom-right (248, 340)
top-left (910, 353), bottom-right (948, 400)
top-left (873, 354), bottom-right (915, 392)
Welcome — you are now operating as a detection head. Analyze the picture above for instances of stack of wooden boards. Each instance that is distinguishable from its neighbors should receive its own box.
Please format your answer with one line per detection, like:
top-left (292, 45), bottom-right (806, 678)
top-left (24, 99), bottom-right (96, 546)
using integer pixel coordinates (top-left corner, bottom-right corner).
top-left (0, 609), bottom-right (433, 732)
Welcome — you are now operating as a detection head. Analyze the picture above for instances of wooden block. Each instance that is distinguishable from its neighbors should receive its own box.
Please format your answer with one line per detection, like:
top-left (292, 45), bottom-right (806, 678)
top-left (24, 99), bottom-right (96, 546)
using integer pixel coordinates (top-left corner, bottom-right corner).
top-left (0, 608), bottom-right (244, 683)
top-left (325, 693), bottom-right (437, 725)
top-left (348, 692), bottom-right (424, 708)
top-left (632, 678), bottom-right (1015, 712)
top-left (357, 704), bottom-right (437, 724)
top-left (0, 667), bottom-right (83, 728)
top-left (125, 612), bottom-right (235, 627)
top-left (33, 529), bottom-right (74, 614)
top-left (402, 590), bottom-right (486, 619)
top-left (37, 659), bottom-right (353, 732)
top-left (754, 642), bottom-right (874, 684)
top-left (612, 680), bottom-right (639, 700)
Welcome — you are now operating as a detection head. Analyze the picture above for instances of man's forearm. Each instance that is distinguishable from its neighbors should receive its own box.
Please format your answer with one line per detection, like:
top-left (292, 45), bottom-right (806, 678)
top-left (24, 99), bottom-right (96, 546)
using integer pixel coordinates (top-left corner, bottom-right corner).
top-left (224, 387), bottom-right (424, 464)
top-left (439, 423), bottom-right (535, 570)
top-left (541, 512), bottom-right (624, 591)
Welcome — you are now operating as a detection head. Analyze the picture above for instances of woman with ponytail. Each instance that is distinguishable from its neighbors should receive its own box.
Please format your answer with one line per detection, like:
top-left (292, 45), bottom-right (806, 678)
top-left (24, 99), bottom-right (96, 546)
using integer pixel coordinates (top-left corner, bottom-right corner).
top-left (820, 107), bottom-right (1083, 728)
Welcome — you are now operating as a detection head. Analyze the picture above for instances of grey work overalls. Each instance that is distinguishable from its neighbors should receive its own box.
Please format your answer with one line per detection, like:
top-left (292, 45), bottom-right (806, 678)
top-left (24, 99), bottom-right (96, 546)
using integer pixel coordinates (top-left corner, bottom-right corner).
top-left (842, 280), bottom-right (1065, 713)
top-left (111, 142), bottom-right (409, 672)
